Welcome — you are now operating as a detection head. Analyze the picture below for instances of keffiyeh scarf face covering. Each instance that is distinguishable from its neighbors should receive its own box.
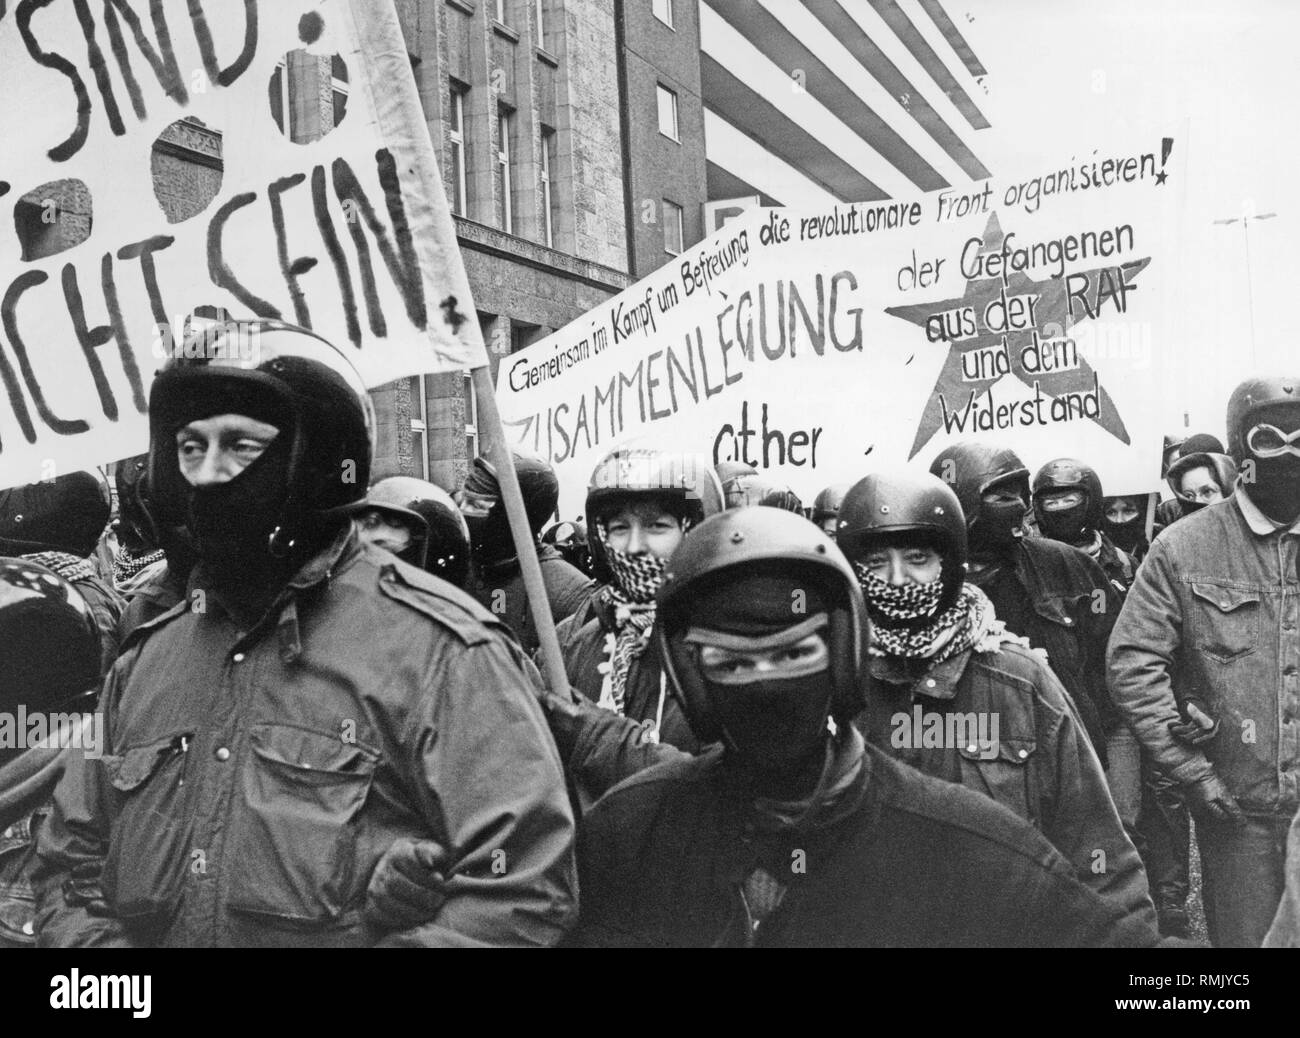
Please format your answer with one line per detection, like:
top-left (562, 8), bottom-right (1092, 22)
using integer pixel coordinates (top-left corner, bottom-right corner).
top-left (597, 517), bottom-right (689, 712)
top-left (854, 562), bottom-right (991, 665)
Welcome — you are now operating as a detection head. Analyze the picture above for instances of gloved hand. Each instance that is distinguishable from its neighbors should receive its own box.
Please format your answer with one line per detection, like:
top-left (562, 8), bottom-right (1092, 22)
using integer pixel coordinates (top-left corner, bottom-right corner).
top-left (62, 859), bottom-right (113, 917)
top-left (1183, 772), bottom-right (1245, 826)
top-left (364, 838), bottom-right (448, 931)
top-left (1169, 700), bottom-right (1219, 746)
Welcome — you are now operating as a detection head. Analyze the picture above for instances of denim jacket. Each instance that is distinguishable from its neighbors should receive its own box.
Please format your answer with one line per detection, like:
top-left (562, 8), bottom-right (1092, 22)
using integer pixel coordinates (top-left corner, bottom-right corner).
top-left (1108, 491), bottom-right (1300, 815)
top-left (860, 642), bottom-right (1153, 924)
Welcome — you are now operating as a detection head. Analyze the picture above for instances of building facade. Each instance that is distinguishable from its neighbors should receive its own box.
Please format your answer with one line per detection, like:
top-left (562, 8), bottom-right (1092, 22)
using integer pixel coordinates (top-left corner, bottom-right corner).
top-left (43, 1), bottom-right (990, 497)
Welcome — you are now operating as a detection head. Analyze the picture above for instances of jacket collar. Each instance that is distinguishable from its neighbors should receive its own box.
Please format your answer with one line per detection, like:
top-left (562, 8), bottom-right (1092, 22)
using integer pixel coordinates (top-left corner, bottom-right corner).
top-left (867, 647), bottom-right (974, 701)
top-left (189, 524), bottom-right (359, 663)
top-left (1235, 483), bottom-right (1300, 536)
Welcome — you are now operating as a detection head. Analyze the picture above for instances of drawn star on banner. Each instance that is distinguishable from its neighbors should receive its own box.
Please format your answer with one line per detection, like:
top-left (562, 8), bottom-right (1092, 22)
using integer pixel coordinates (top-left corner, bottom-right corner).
top-left (886, 212), bottom-right (1149, 458)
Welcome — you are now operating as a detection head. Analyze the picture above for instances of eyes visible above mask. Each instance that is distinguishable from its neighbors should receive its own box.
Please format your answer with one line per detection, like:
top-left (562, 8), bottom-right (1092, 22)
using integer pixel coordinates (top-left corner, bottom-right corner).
top-left (697, 633), bottom-right (830, 685)
top-left (1038, 490), bottom-right (1085, 512)
top-left (1105, 500), bottom-right (1141, 524)
top-left (1246, 423), bottom-right (1300, 459)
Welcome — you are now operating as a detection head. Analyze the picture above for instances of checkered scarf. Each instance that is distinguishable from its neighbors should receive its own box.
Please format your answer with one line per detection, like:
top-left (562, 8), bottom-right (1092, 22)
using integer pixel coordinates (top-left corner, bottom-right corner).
top-left (862, 577), bottom-right (995, 665)
top-left (854, 565), bottom-right (944, 621)
top-left (21, 551), bottom-right (98, 584)
top-left (113, 544), bottom-right (164, 587)
top-left (595, 518), bottom-right (687, 713)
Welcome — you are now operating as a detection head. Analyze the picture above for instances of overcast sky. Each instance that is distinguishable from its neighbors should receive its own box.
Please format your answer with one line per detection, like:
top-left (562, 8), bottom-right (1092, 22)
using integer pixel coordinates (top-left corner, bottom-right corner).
top-left (961, 0), bottom-right (1295, 437)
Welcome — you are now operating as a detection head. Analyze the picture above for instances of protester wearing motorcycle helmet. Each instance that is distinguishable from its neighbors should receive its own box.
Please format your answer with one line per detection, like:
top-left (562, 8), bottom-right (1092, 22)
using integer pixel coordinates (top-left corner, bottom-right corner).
top-left (1112, 375), bottom-right (1300, 946)
top-left (558, 447), bottom-right (724, 755)
top-left (457, 448), bottom-right (589, 652)
top-left (1032, 458), bottom-right (1134, 590)
top-left (541, 518), bottom-right (594, 579)
top-left (929, 443), bottom-right (1122, 769)
top-left (837, 470), bottom-right (1153, 923)
top-left (358, 476), bottom-right (471, 589)
top-left (0, 560), bottom-right (104, 948)
top-left (811, 482), bottom-right (852, 540)
top-left (720, 471), bottom-right (804, 513)
top-left (34, 320), bottom-right (576, 948)
top-left (567, 506), bottom-right (1160, 948)
top-left (0, 471), bottom-right (122, 675)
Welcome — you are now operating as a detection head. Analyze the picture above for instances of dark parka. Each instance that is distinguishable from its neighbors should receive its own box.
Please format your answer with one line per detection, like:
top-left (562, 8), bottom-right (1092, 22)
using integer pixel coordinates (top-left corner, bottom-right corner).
top-left (34, 530), bottom-right (577, 948)
top-left (571, 740), bottom-right (1161, 948)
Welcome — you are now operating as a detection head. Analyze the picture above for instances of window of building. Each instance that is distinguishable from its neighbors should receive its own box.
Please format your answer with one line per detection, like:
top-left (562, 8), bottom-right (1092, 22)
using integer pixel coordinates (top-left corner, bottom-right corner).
top-left (540, 128), bottom-right (555, 248)
top-left (534, 0), bottom-right (545, 42)
top-left (409, 375), bottom-right (429, 479)
top-left (463, 372), bottom-right (479, 462)
top-left (656, 84), bottom-right (679, 142)
top-left (495, 0), bottom-right (507, 26)
top-left (448, 83), bottom-right (468, 217)
top-left (497, 107), bottom-right (514, 233)
top-left (653, 0), bottom-right (674, 29)
top-left (663, 199), bottom-right (684, 255)
top-left (330, 54), bottom-right (349, 126)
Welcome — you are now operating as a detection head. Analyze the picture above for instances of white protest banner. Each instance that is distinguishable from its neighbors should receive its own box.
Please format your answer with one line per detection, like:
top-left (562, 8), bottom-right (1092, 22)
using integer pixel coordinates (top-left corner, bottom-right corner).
top-left (498, 139), bottom-right (1184, 518)
top-left (0, 0), bottom-right (486, 490)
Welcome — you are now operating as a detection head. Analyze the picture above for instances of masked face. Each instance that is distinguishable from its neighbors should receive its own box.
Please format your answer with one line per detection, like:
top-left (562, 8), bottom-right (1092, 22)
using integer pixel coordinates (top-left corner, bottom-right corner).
top-left (1035, 488), bottom-right (1090, 544)
top-left (1102, 496), bottom-right (1146, 552)
top-left (180, 418), bottom-right (291, 578)
top-left (969, 476), bottom-right (1028, 553)
top-left (688, 617), bottom-right (834, 772)
top-left (1240, 405), bottom-right (1300, 523)
top-left (355, 509), bottom-right (420, 564)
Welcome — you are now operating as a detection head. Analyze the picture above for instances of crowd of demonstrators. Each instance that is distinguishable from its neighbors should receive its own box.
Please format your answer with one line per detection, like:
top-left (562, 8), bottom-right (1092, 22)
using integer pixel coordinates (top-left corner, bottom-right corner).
top-left (4, 313), bottom-right (1298, 947)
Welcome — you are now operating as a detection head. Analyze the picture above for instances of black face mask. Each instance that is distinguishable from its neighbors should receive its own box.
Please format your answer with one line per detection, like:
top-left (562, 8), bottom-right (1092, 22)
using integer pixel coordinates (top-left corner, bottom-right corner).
top-left (1243, 455), bottom-right (1300, 524)
top-left (1102, 515), bottom-right (1145, 553)
top-left (709, 675), bottom-right (834, 773)
top-left (969, 500), bottom-right (1026, 555)
top-left (186, 436), bottom-right (292, 585)
top-left (1240, 411), bottom-right (1300, 524)
top-left (1037, 501), bottom-right (1090, 545)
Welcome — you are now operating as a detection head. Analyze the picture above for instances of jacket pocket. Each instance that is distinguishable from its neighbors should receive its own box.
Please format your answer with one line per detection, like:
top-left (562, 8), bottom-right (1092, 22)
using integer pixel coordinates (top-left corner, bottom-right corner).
top-left (102, 732), bottom-right (195, 920)
top-left (1189, 583), bottom-right (1261, 663)
top-left (959, 735), bottom-right (1038, 825)
top-left (225, 723), bottom-right (378, 924)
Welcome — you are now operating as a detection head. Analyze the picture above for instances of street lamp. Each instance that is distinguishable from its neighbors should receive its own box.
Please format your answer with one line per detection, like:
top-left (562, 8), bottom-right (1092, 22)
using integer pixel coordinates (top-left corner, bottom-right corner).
top-left (1212, 211), bottom-right (1277, 367)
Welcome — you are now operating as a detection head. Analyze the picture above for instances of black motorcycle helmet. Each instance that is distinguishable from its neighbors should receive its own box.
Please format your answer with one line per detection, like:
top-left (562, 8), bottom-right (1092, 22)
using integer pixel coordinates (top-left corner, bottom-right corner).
top-left (1031, 457), bottom-right (1104, 544)
top-left (0, 470), bottom-right (110, 558)
top-left (722, 473), bottom-right (804, 513)
top-left (0, 558), bottom-right (101, 713)
top-left (459, 447), bottom-right (560, 571)
top-left (656, 507), bottom-right (868, 745)
top-left (541, 518), bottom-right (592, 576)
top-left (586, 447), bottom-right (724, 583)
top-left (1226, 376), bottom-right (1300, 462)
top-left (929, 442), bottom-right (1029, 549)
top-left (365, 476), bottom-right (471, 587)
top-left (838, 469), bottom-right (968, 617)
top-left (145, 319), bottom-right (375, 550)
top-left (811, 483), bottom-right (852, 528)
top-left (113, 453), bottom-right (154, 553)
